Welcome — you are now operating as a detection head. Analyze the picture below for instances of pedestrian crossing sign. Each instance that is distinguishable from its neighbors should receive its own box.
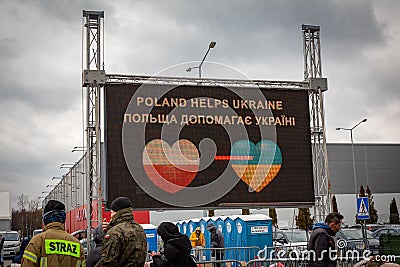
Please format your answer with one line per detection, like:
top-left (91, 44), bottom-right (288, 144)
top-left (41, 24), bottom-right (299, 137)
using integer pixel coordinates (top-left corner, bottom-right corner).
top-left (357, 197), bottom-right (370, 220)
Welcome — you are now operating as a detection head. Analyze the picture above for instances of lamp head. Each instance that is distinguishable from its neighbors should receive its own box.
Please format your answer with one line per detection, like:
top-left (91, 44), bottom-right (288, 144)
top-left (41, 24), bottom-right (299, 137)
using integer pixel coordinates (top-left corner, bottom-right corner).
top-left (209, 41), bottom-right (216, 48)
top-left (186, 67), bottom-right (192, 72)
top-left (362, 118), bottom-right (367, 123)
top-left (335, 128), bottom-right (341, 131)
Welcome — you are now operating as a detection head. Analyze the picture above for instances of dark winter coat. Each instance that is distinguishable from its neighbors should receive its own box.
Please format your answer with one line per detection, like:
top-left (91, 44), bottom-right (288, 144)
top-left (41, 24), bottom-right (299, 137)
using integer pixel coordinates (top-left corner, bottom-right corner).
top-left (86, 226), bottom-right (105, 267)
top-left (151, 222), bottom-right (196, 267)
top-left (206, 223), bottom-right (224, 256)
top-left (94, 207), bottom-right (147, 267)
top-left (12, 237), bottom-right (30, 263)
top-left (307, 222), bottom-right (336, 267)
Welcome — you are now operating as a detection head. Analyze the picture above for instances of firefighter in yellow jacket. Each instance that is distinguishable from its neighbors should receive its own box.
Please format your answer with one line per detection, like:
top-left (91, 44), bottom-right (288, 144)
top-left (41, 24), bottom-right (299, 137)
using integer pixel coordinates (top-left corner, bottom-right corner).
top-left (189, 227), bottom-right (205, 261)
top-left (22, 200), bottom-right (85, 267)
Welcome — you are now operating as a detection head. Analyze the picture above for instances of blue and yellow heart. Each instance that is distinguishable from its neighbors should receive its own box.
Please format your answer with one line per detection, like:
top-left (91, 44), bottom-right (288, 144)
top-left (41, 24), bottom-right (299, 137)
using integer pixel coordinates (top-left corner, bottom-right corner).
top-left (231, 140), bottom-right (282, 192)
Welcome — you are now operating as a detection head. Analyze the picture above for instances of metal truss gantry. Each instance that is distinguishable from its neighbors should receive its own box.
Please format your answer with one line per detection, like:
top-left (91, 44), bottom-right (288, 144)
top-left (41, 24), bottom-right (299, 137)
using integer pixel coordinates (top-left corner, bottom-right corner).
top-left (82, 10), bottom-right (105, 250)
top-left (80, 13), bottom-right (330, 243)
top-left (303, 24), bottom-right (331, 222)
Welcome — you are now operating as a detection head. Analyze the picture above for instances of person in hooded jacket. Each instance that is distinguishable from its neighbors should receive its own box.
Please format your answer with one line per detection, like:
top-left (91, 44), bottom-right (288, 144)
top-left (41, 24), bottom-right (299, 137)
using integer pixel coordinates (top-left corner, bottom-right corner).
top-left (206, 223), bottom-right (224, 267)
top-left (150, 222), bottom-right (196, 267)
top-left (189, 227), bottom-right (205, 261)
top-left (86, 226), bottom-right (105, 267)
top-left (307, 212), bottom-right (344, 267)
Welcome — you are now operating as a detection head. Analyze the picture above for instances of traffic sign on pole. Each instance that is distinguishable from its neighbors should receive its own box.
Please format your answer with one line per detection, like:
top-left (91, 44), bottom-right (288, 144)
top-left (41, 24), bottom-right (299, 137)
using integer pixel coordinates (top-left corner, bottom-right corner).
top-left (357, 197), bottom-right (370, 220)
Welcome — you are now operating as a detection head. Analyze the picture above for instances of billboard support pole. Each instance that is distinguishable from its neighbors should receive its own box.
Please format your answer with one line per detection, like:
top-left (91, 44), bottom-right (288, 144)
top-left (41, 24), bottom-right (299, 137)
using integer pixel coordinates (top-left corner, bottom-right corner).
top-left (82, 10), bottom-right (105, 253)
top-left (302, 24), bottom-right (331, 222)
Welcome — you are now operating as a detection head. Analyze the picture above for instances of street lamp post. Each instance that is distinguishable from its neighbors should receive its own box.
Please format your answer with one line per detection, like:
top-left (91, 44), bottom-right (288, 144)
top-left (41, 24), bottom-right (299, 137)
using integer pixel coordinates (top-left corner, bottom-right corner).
top-left (186, 41), bottom-right (216, 78)
top-left (336, 118), bottom-right (367, 198)
top-left (72, 146), bottom-right (86, 152)
top-left (336, 118), bottom-right (368, 247)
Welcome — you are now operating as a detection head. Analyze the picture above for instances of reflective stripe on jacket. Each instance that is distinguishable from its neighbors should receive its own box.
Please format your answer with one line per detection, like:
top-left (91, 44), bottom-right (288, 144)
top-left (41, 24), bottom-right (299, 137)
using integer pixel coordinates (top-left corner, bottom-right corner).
top-left (22, 222), bottom-right (86, 267)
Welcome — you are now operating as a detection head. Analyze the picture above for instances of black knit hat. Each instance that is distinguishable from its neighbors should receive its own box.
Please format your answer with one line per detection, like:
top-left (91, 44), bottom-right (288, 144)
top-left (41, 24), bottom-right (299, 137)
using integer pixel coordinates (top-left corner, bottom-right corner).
top-left (44, 200), bottom-right (65, 214)
top-left (110, 197), bottom-right (132, 212)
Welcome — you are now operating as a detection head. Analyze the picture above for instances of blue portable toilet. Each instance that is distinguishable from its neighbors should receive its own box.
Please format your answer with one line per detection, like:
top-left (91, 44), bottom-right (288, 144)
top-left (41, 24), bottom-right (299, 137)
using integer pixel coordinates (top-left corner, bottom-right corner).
top-left (224, 216), bottom-right (236, 260)
top-left (199, 217), bottom-right (213, 260)
top-left (141, 224), bottom-right (158, 253)
top-left (233, 214), bottom-right (272, 262)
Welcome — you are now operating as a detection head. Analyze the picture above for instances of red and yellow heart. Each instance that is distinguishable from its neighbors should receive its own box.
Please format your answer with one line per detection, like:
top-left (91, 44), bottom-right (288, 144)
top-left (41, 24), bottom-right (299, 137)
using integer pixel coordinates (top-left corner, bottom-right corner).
top-left (143, 139), bottom-right (199, 193)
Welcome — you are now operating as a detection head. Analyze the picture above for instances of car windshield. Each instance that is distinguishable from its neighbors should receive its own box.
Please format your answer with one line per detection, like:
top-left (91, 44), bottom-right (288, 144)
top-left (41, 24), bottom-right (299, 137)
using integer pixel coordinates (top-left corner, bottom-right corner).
top-left (283, 231), bottom-right (308, 242)
top-left (33, 229), bottom-right (42, 236)
top-left (342, 229), bottom-right (374, 240)
top-left (2, 232), bottom-right (19, 241)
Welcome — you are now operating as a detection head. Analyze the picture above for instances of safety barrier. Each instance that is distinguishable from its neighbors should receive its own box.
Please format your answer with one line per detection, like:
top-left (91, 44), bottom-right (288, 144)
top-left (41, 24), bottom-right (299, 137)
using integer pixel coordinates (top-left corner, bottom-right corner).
top-left (192, 244), bottom-right (399, 267)
top-left (246, 258), bottom-right (361, 267)
top-left (196, 259), bottom-right (244, 267)
top-left (193, 246), bottom-right (261, 266)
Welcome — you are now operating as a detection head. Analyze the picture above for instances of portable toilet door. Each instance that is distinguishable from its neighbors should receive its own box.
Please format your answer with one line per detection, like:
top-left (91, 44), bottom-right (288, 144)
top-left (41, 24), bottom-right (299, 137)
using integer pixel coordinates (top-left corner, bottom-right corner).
top-left (224, 216), bottom-right (236, 260)
top-left (200, 217), bottom-right (213, 261)
top-left (234, 216), bottom-right (246, 247)
top-left (233, 216), bottom-right (247, 262)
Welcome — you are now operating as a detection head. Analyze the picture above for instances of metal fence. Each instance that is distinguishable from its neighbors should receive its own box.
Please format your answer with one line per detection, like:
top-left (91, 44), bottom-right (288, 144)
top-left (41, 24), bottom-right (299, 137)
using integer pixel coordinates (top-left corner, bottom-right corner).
top-left (191, 245), bottom-right (400, 267)
top-left (193, 246), bottom-right (260, 266)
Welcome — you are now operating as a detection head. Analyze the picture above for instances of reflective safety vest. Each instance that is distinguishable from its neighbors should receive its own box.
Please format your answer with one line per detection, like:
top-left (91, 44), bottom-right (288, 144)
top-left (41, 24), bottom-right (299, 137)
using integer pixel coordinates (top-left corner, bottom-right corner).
top-left (22, 222), bottom-right (86, 267)
top-left (45, 239), bottom-right (81, 258)
top-left (23, 240), bottom-right (84, 267)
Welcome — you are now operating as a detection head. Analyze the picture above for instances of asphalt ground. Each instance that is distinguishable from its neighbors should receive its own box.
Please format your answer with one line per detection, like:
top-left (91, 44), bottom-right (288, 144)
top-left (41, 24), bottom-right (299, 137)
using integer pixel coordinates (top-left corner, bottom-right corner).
top-left (3, 258), bottom-right (14, 267)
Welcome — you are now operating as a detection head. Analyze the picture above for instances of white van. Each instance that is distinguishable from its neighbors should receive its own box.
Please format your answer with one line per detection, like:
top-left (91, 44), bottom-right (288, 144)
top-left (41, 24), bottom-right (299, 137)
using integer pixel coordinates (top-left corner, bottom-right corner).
top-left (0, 230), bottom-right (21, 259)
top-left (32, 229), bottom-right (42, 236)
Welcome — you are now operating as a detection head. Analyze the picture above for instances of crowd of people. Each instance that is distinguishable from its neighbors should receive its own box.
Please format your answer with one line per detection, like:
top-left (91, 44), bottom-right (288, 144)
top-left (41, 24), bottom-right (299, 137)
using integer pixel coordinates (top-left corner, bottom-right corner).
top-left (2, 199), bottom-right (395, 267)
top-left (15, 197), bottom-right (224, 267)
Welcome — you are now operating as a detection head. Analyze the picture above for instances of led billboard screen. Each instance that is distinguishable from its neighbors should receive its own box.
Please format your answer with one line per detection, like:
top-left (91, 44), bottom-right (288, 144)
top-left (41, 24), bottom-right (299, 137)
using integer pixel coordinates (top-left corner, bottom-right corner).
top-left (105, 82), bottom-right (314, 209)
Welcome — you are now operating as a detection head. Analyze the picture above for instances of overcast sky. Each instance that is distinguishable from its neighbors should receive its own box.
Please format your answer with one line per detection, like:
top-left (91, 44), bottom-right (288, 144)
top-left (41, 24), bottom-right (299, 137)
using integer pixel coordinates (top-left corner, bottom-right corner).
top-left (1, 0), bottom-right (399, 224)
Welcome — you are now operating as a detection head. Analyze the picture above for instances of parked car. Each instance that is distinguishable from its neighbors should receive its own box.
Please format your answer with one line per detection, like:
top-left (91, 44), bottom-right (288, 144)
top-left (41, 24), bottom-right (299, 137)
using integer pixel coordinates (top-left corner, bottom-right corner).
top-left (349, 224), bottom-right (386, 232)
top-left (32, 229), bottom-right (42, 236)
top-left (273, 229), bottom-right (309, 246)
top-left (336, 228), bottom-right (379, 255)
top-left (0, 230), bottom-right (21, 259)
top-left (372, 226), bottom-right (400, 239)
top-left (367, 224), bottom-right (387, 232)
top-left (273, 229), bottom-right (309, 257)
top-left (71, 229), bottom-right (87, 240)
top-left (79, 237), bottom-right (96, 256)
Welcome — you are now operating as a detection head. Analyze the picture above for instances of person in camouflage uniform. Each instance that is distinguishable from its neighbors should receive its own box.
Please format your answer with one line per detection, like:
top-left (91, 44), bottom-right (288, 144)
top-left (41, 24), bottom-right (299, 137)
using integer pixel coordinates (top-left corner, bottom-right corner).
top-left (94, 197), bottom-right (147, 267)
